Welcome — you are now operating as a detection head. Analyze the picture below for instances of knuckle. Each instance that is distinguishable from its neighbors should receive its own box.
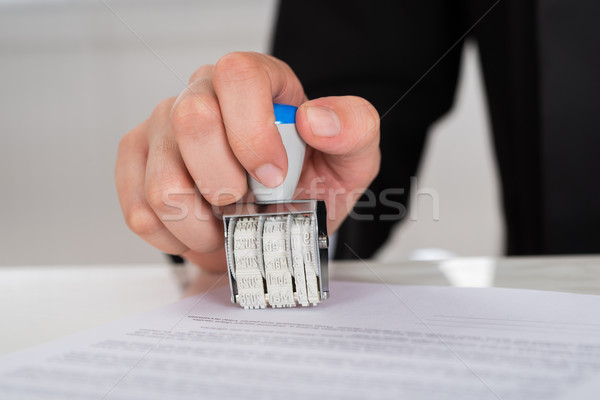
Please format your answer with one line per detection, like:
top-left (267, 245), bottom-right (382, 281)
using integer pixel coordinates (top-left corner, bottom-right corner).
top-left (188, 64), bottom-right (214, 84)
top-left (145, 183), bottom-right (174, 214)
top-left (213, 51), bottom-right (265, 85)
top-left (145, 178), bottom-right (193, 218)
top-left (152, 97), bottom-right (176, 120)
top-left (118, 130), bottom-right (136, 152)
top-left (171, 92), bottom-right (217, 137)
top-left (229, 137), bottom-right (262, 164)
top-left (125, 206), bottom-right (161, 237)
top-left (228, 120), bottom-right (271, 155)
top-left (352, 96), bottom-right (380, 131)
top-left (347, 96), bottom-right (381, 153)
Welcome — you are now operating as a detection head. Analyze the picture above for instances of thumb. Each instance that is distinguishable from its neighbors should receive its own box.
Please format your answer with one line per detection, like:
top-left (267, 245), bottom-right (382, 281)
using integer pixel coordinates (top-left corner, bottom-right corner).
top-left (295, 96), bottom-right (381, 183)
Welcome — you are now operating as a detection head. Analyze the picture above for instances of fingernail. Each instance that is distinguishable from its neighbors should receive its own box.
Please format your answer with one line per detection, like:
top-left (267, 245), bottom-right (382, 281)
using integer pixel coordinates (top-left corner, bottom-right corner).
top-left (307, 105), bottom-right (340, 137)
top-left (254, 163), bottom-right (284, 188)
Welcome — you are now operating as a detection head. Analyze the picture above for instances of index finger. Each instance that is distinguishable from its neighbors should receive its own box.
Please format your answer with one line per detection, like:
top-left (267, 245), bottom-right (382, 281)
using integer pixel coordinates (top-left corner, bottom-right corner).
top-left (212, 52), bottom-right (307, 188)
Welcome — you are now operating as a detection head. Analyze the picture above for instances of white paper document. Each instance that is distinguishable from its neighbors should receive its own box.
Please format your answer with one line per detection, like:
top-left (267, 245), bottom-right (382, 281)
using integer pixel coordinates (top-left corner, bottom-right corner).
top-left (1, 281), bottom-right (599, 400)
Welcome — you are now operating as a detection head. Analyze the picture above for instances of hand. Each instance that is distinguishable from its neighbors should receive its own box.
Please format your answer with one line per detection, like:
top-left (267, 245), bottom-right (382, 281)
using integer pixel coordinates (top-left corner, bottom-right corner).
top-left (115, 52), bottom-right (380, 271)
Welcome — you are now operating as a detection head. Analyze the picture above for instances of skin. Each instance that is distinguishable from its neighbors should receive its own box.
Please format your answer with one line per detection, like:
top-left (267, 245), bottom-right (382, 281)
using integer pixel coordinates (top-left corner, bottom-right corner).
top-left (115, 52), bottom-right (381, 272)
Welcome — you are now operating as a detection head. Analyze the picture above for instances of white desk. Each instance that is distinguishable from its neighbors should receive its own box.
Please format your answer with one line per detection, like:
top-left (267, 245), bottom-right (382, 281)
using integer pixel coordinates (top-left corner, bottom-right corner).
top-left (1, 256), bottom-right (599, 356)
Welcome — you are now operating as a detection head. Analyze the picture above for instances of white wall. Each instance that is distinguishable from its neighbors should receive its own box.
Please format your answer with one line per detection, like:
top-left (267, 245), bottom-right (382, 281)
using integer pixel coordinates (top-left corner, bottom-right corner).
top-left (0, 0), bottom-right (502, 265)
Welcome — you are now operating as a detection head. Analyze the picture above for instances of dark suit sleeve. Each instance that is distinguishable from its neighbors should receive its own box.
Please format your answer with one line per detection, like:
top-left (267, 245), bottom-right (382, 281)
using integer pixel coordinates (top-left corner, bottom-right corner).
top-left (271, 1), bottom-right (464, 259)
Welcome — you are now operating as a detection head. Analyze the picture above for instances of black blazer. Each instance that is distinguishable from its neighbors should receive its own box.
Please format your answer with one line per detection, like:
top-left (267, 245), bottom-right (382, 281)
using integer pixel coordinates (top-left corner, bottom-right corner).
top-left (272, 0), bottom-right (600, 258)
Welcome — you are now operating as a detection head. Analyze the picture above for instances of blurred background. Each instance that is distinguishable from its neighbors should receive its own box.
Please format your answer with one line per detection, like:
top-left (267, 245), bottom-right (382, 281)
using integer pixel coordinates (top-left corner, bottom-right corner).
top-left (0, 0), bottom-right (503, 266)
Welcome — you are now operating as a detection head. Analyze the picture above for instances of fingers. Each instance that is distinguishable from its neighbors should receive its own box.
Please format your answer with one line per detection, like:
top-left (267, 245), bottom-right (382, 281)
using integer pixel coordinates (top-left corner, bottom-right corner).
top-left (115, 111), bottom-right (188, 255)
top-left (212, 52), bottom-right (307, 188)
top-left (182, 247), bottom-right (227, 273)
top-left (171, 66), bottom-right (247, 206)
top-left (117, 53), bottom-right (381, 270)
top-left (296, 96), bottom-right (381, 185)
top-left (145, 98), bottom-right (224, 254)
top-left (116, 98), bottom-right (224, 256)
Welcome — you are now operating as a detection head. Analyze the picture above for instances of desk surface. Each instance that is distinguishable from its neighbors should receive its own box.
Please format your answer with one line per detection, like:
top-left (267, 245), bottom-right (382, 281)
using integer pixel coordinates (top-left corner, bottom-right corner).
top-left (1, 256), bottom-right (599, 356)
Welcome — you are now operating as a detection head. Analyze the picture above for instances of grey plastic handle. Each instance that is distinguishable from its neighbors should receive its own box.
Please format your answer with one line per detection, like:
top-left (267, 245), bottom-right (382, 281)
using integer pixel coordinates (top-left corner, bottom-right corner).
top-left (249, 122), bottom-right (306, 202)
